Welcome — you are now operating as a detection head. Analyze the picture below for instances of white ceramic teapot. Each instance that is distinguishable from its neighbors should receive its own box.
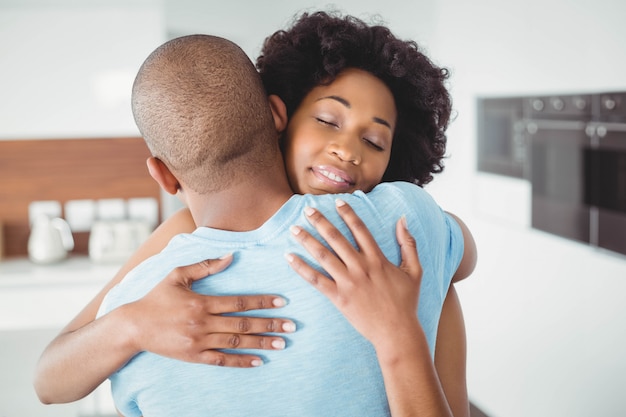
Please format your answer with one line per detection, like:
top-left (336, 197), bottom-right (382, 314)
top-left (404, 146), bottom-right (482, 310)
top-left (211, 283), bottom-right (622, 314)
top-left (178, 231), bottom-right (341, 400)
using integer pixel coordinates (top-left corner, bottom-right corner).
top-left (27, 215), bottom-right (74, 264)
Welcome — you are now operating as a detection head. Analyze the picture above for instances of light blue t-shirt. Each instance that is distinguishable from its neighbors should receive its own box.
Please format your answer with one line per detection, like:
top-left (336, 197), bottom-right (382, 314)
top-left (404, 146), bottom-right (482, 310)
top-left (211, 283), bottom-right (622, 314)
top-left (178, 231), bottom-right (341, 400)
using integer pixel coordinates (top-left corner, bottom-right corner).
top-left (98, 182), bottom-right (464, 417)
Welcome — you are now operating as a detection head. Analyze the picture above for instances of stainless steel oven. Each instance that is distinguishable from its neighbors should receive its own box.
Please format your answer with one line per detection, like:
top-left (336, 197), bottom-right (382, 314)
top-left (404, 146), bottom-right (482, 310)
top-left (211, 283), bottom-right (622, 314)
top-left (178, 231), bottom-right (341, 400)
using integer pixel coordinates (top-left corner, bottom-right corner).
top-left (585, 93), bottom-right (626, 255)
top-left (526, 95), bottom-right (593, 244)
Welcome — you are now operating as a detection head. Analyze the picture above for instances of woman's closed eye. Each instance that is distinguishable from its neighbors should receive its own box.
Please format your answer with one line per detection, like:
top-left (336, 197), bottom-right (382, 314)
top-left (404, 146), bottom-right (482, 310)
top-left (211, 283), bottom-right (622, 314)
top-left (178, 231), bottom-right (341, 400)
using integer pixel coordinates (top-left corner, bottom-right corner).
top-left (363, 137), bottom-right (385, 151)
top-left (316, 117), bottom-right (338, 128)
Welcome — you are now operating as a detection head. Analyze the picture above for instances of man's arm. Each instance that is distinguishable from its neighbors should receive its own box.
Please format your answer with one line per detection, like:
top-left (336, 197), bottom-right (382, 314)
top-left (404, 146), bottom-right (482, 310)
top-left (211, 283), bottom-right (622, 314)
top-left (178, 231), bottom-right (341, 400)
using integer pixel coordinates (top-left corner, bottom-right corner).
top-left (34, 209), bottom-right (294, 404)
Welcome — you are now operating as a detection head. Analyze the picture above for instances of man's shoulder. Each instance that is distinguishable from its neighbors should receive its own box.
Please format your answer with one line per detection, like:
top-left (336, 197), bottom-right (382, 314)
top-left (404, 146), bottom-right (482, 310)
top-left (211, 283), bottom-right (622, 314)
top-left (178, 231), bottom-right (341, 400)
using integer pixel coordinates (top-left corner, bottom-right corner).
top-left (369, 181), bottom-right (427, 197)
top-left (300, 182), bottom-right (436, 218)
top-left (362, 181), bottom-right (434, 209)
top-left (358, 182), bottom-right (446, 231)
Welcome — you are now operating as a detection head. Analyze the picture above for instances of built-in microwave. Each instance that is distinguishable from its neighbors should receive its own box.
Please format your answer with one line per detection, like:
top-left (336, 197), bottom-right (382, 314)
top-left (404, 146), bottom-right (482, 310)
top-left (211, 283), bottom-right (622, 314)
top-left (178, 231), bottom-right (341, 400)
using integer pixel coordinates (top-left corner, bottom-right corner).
top-left (476, 97), bottom-right (526, 178)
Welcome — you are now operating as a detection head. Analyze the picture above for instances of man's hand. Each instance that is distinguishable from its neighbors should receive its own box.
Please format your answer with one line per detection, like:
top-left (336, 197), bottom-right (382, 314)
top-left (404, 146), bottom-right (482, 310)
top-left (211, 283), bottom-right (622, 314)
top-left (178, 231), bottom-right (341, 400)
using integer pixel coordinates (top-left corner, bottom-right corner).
top-left (123, 254), bottom-right (296, 367)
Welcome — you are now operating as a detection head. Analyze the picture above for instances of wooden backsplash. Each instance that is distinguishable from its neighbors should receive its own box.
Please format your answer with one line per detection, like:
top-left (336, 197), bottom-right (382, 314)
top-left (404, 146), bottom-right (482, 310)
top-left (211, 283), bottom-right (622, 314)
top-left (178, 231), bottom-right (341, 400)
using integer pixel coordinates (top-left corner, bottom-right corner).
top-left (0, 137), bottom-right (160, 258)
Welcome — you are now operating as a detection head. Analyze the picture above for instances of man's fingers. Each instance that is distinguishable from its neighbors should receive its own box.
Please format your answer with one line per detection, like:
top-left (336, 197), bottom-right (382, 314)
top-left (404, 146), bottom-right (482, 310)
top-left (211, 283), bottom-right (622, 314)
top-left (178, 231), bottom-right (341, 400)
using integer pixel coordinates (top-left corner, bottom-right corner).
top-left (395, 216), bottom-right (422, 279)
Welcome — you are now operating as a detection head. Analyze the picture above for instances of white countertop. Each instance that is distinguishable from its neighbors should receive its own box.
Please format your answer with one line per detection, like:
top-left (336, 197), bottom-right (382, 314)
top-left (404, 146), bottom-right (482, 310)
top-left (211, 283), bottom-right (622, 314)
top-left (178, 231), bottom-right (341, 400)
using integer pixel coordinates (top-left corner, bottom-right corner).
top-left (0, 256), bottom-right (120, 286)
top-left (0, 256), bottom-right (121, 330)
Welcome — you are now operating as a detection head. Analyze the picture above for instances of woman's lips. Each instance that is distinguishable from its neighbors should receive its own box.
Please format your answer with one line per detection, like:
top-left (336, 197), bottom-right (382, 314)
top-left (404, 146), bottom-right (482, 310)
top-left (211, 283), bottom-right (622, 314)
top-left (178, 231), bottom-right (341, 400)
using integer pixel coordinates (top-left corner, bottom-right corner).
top-left (311, 165), bottom-right (355, 190)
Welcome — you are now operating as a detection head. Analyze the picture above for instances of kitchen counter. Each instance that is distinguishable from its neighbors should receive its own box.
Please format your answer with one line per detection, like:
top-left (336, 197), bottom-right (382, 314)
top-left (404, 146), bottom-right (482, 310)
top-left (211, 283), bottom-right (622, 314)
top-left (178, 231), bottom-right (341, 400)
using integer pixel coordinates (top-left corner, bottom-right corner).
top-left (0, 256), bottom-right (122, 416)
top-left (0, 256), bottom-right (121, 330)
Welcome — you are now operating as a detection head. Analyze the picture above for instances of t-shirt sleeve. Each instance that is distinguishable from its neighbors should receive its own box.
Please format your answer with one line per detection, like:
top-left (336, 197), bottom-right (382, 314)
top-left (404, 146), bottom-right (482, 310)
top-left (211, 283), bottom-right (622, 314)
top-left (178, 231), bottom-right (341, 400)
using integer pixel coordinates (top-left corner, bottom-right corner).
top-left (370, 182), bottom-right (465, 295)
top-left (114, 400), bottom-right (141, 417)
top-left (443, 211), bottom-right (464, 283)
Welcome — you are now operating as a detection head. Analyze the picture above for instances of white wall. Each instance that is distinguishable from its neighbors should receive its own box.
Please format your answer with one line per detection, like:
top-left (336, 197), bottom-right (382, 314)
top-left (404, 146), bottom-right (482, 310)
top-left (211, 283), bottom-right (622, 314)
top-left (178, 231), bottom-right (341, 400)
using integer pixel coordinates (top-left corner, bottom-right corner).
top-left (164, 0), bottom-right (440, 60)
top-left (0, 2), bottom-right (165, 139)
top-left (0, 0), bottom-right (439, 138)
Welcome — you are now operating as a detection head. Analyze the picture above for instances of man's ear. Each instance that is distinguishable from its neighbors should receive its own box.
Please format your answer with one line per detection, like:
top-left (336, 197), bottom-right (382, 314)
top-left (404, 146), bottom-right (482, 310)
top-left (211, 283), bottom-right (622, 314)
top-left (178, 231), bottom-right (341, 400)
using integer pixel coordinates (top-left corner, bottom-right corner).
top-left (146, 157), bottom-right (180, 195)
top-left (268, 94), bottom-right (288, 133)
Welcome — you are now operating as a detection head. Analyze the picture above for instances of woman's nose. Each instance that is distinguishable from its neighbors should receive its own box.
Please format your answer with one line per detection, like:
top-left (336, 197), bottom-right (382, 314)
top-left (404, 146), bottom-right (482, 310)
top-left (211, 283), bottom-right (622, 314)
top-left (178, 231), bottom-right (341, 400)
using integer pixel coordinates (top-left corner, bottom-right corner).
top-left (327, 137), bottom-right (361, 165)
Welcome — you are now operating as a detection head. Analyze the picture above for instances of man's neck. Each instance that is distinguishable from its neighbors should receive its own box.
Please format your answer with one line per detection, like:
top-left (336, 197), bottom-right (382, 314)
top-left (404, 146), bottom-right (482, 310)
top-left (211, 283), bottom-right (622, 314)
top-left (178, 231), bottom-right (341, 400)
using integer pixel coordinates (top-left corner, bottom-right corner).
top-left (186, 165), bottom-right (294, 232)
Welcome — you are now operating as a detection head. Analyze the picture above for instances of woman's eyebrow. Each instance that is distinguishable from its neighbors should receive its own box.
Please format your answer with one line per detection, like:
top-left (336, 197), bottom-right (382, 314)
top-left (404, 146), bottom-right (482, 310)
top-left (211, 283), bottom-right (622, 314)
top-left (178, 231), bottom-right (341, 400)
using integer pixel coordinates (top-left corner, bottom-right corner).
top-left (372, 116), bottom-right (391, 129)
top-left (317, 95), bottom-right (392, 129)
top-left (317, 95), bottom-right (350, 108)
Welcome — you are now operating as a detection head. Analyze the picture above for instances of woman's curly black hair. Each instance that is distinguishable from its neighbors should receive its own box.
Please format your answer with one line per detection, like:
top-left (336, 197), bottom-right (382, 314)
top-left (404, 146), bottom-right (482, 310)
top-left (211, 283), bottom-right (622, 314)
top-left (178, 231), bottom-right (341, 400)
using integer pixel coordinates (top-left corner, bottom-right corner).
top-left (256, 11), bottom-right (452, 186)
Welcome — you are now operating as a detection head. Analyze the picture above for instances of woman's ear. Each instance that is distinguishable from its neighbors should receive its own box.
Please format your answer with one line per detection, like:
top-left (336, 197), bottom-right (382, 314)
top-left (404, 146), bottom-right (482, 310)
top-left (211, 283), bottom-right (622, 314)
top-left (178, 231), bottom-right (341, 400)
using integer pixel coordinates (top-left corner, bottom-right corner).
top-left (268, 95), bottom-right (288, 133)
top-left (146, 157), bottom-right (180, 195)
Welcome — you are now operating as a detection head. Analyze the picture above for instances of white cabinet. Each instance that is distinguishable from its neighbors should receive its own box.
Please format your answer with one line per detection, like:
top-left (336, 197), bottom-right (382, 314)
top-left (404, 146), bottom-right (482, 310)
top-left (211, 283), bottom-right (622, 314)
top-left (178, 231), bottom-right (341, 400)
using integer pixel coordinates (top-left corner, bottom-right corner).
top-left (0, 257), bottom-right (120, 416)
top-left (0, 257), bottom-right (117, 330)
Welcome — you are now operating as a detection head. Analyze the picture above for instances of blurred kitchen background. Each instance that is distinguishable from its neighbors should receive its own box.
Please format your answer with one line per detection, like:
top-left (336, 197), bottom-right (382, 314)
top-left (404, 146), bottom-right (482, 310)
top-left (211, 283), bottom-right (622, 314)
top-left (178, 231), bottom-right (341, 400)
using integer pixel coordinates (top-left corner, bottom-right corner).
top-left (1, 0), bottom-right (626, 416)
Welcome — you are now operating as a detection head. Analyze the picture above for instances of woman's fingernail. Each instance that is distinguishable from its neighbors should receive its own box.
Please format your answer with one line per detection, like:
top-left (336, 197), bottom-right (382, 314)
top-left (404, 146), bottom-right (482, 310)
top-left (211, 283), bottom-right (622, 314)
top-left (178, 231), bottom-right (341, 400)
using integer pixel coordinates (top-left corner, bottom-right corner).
top-left (282, 321), bottom-right (296, 332)
top-left (401, 215), bottom-right (408, 230)
top-left (251, 359), bottom-right (263, 367)
top-left (335, 198), bottom-right (346, 207)
top-left (273, 297), bottom-right (287, 307)
top-left (289, 225), bottom-right (301, 235)
top-left (304, 206), bottom-right (315, 216)
top-left (219, 252), bottom-right (233, 260)
top-left (272, 339), bottom-right (286, 349)
top-left (284, 252), bottom-right (295, 263)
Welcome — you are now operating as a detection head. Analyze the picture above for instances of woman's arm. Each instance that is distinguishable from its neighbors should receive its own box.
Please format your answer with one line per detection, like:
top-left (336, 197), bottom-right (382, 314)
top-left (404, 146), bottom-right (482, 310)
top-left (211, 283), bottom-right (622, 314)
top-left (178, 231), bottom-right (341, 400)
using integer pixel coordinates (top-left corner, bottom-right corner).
top-left (447, 212), bottom-right (477, 283)
top-left (286, 200), bottom-right (471, 417)
top-left (435, 285), bottom-right (470, 417)
top-left (34, 208), bottom-right (294, 404)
